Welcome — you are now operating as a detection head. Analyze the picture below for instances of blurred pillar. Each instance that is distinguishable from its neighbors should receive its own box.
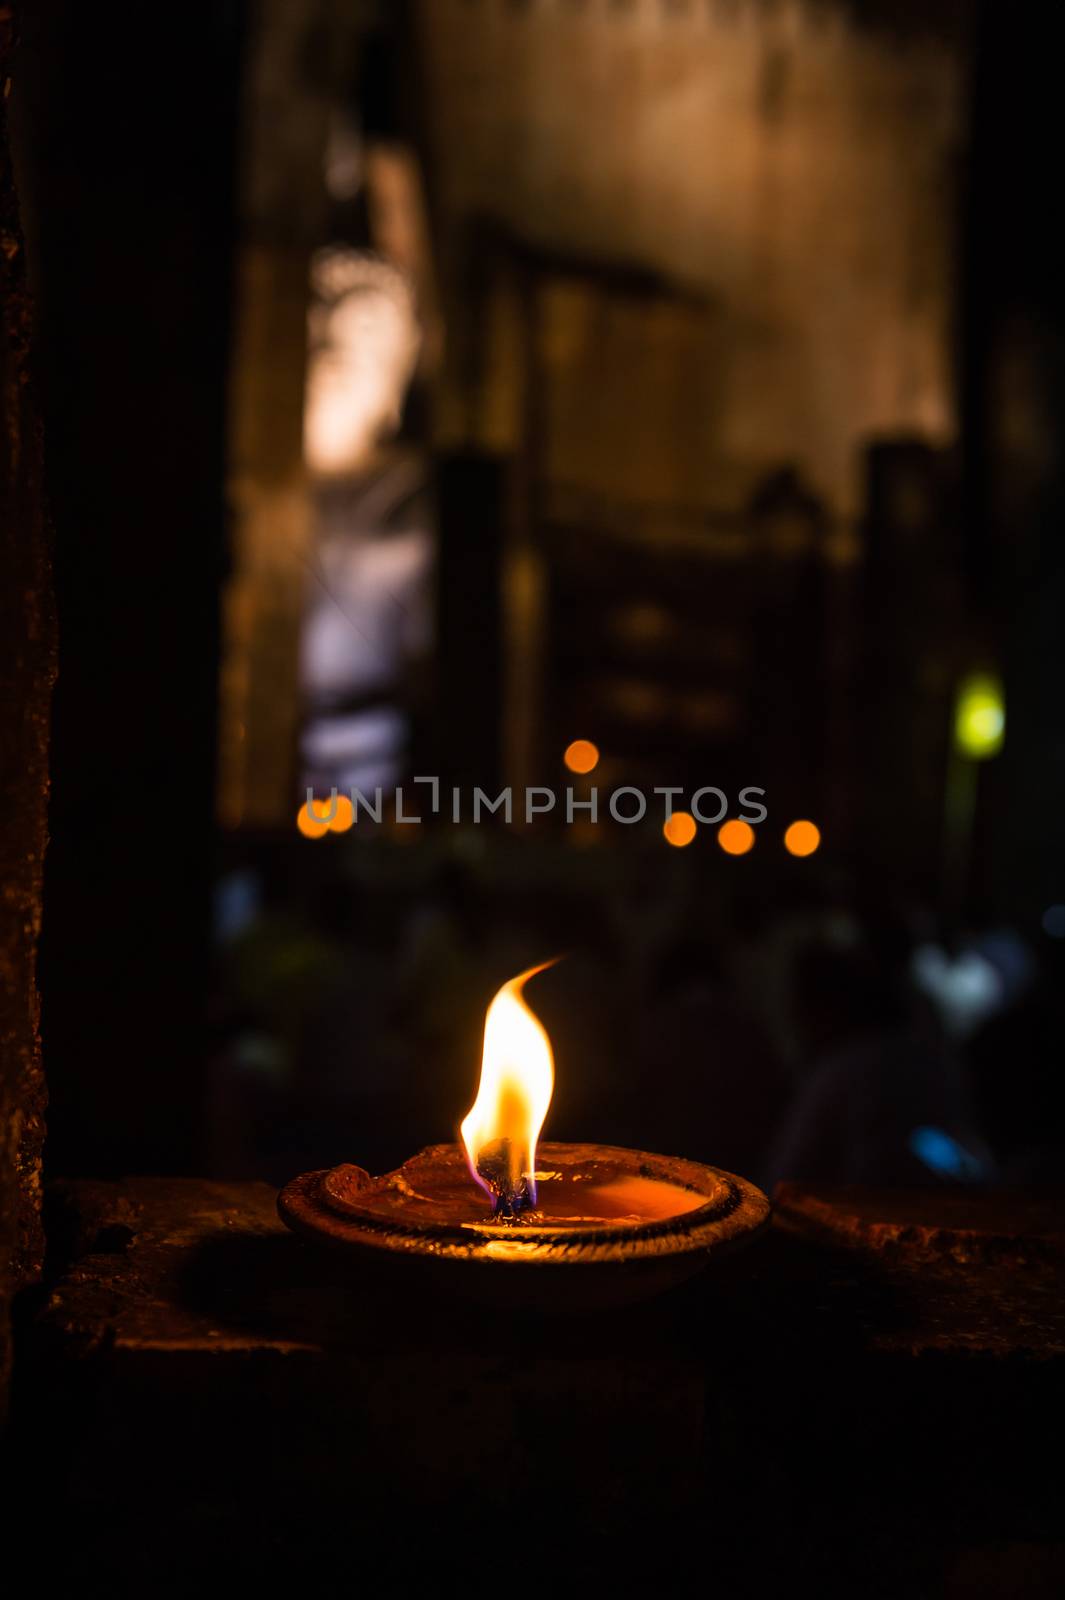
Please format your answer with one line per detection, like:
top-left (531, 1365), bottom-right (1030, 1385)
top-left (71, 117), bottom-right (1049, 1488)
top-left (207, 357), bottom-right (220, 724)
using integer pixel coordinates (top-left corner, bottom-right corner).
top-left (219, 1), bottom-right (341, 829)
top-left (961, 1), bottom-right (1065, 929)
top-left (434, 453), bottom-right (506, 797)
top-left (11, 1), bottom-right (241, 1174)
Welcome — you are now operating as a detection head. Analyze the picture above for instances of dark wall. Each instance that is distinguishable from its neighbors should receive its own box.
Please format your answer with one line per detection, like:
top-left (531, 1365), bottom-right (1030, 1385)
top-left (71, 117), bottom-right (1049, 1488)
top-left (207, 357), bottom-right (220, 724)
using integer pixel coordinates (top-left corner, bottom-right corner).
top-left (11, 4), bottom-right (244, 1175)
top-left (962, 1), bottom-right (1065, 930)
top-left (0, 8), bottom-right (54, 1416)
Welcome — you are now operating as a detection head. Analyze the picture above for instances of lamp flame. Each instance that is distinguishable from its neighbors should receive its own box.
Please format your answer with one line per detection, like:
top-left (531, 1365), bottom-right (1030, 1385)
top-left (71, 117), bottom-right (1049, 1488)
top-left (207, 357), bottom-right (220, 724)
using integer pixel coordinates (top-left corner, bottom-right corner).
top-left (460, 961), bottom-right (556, 1219)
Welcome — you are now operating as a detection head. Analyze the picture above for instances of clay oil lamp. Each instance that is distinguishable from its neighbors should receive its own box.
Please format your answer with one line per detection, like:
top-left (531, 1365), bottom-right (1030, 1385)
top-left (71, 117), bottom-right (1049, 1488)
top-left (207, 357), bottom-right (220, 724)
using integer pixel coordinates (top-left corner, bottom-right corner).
top-left (279, 962), bottom-right (770, 1307)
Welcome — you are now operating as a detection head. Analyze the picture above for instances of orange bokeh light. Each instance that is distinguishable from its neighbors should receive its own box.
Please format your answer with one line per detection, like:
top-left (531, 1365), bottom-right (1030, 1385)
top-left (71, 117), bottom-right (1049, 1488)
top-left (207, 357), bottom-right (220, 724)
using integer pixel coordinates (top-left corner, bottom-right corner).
top-left (784, 819), bottom-right (821, 857)
top-left (331, 795), bottom-right (355, 833)
top-left (296, 800), bottom-right (330, 839)
top-left (717, 818), bottom-right (755, 856)
top-left (297, 794), bottom-right (355, 838)
top-left (564, 739), bottom-right (600, 775)
top-left (663, 811), bottom-right (697, 848)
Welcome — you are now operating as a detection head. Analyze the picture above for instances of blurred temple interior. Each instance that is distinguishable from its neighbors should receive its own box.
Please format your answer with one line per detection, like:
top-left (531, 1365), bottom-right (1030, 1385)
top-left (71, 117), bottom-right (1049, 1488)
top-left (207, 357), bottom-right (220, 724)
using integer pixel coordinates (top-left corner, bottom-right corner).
top-left (12, 0), bottom-right (1064, 1194)
top-left (3, 1), bottom-right (1065, 1588)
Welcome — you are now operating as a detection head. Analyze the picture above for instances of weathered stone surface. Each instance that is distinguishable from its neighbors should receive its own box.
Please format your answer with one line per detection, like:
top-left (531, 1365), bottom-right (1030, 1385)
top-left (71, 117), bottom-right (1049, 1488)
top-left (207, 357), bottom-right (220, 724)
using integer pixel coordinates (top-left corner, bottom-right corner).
top-left (28, 1177), bottom-right (713, 1582)
top-left (18, 1178), bottom-right (1065, 1588)
top-left (776, 1182), bottom-right (1065, 1265)
top-left (773, 1182), bottom-right (1065, 1359)
top-left (37, 1174), bottom-right (1065, 1369)
top-left (0, 4), bottom-right (54, 1424)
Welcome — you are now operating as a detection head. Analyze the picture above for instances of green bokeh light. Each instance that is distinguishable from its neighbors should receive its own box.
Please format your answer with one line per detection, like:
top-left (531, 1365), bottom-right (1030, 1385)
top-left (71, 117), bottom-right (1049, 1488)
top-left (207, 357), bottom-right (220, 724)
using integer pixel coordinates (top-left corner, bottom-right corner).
top-left (954, 672), bottom-right (1005, 760)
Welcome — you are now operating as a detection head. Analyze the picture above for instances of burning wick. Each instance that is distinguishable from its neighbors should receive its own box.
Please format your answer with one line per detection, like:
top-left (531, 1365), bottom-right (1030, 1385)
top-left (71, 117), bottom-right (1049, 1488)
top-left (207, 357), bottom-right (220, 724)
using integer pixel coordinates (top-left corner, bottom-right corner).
top-left (460, 961), bottom-right (556, 1224)
top-left (469, 1141), bottom-right (536, 1221)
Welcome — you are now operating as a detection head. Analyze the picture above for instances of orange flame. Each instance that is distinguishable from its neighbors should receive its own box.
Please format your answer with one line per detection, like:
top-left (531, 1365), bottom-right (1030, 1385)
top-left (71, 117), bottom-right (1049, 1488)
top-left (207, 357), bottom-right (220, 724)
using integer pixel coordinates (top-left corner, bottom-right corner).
top-left (460, 961), bottom-right (556, 1212)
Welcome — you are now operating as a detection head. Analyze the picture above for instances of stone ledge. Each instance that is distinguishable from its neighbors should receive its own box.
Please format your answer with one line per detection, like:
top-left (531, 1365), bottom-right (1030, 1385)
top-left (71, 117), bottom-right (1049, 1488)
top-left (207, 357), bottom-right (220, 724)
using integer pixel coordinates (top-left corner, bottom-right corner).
top-left (13, 1177), bottom-right (1065, 1589)
top-left (34, 1175), bottom-right (1065, 1362)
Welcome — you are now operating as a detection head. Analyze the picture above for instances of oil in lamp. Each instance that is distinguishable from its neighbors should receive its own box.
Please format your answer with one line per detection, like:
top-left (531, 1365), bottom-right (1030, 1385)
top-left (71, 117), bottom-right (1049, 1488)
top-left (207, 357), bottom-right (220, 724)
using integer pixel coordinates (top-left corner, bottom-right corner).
top-left (279, 961), bottom-right (770, 1307)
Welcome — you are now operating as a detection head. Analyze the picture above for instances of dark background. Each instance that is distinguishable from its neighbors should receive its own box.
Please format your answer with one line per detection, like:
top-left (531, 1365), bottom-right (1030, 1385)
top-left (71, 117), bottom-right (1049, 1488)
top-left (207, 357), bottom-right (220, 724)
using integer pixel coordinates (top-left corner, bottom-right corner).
top-left (9, 0), bottom-right (1065, 1191)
